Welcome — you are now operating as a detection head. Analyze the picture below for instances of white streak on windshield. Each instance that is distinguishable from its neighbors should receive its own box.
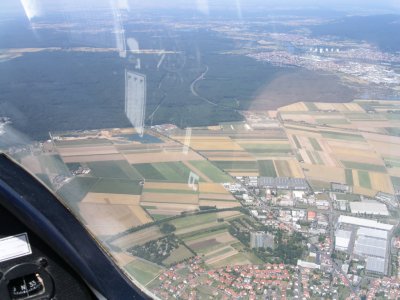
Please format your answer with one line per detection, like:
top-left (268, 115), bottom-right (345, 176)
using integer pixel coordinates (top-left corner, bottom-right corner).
top-left (20, 0), bottom-right (42, 20)
top-left (235, 0), bottom-right (243, 19)
top-left (196, 0), bottom-right (209, 15)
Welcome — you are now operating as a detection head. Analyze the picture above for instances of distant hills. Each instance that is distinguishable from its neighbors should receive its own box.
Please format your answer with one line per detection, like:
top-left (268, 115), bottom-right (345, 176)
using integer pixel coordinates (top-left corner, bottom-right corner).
top-left (311, 14), bottom-right (400, 53)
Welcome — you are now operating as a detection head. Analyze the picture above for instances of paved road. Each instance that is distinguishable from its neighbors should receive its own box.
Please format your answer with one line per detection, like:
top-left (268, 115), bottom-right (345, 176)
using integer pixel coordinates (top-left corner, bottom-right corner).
top-left (190, 65), bottom-right (218, 106)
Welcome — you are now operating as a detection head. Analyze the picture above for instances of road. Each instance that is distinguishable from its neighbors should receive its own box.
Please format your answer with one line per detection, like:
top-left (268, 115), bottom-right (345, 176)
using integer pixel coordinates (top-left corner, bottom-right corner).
top-left (189, 65), bottom-right (218, 106)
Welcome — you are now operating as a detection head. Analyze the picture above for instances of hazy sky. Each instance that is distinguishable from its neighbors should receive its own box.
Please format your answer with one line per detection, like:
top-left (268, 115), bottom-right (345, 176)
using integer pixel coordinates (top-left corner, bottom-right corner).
top-left (2, 0), bottom-right (400, 19)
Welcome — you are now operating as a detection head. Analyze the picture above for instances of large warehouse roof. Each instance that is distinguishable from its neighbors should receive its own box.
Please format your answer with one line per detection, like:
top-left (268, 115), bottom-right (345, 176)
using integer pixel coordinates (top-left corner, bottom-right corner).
top-left (338, 215), bottom-right (393, 231)
top-left (366, 257), bottom-right (386, 274)
top-left (354, 237), bottom-right (387, 258)
top-left (335, 229), bottom-right (351, 250)
top-left (350, 201), bottom-right (389, 216)
top-left (357, 227), bottom-right (388, 240)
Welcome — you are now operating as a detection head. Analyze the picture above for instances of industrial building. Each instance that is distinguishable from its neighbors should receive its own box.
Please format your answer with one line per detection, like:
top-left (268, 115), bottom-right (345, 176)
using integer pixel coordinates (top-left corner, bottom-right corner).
top-left (375, 192), bottom-right (398, 208)
top-left (335, 229), bottom-right (352, 251)
top-left (337, 215), bottom-right (393, 231)
top-left (335, 215), bottom-right (393, 276)
top-left (331, 182), bottom-right (352, 193)
top-left (349, 200), bottom-right (389, 216)
top-left (258, 177), bottom-right (309, 191)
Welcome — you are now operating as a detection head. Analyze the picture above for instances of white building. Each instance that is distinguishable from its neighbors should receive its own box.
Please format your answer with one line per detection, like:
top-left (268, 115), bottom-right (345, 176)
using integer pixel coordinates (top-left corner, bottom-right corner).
top-left (350, 200), bottom-right (389, 216)
top-left (335, 229), bottom-right (352, 251)
top-left (337, 215), bottom-right (393, 231)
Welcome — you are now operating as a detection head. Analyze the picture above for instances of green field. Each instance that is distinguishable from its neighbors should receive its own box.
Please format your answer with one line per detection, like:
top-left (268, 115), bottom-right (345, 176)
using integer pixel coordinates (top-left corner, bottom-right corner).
top-left (345, 169), bottom-right (354, 185)
top-left (358, 170), bottom-right (372, 189)
top-left (391, 176), bottom-right (400, 187)
top-left (151, 162), bottom-right (202, 183)
top-left (91, 178), bottom-right (143, 194)
top-left (258, 160), bottom-right (277, 177)
top-left (304, 102), bottom-right (318, 111)
top-left (292, 135), bottom-right (301, 149)
top-left (57, 177), bottom-right (98, 204)
top-left (240, 143), bottom-right (292, 154)
top-left (162, 245), bottom-right (194, 266)
top-left (313, 151), bottom-right (323, 164)
top-left (307, 151), bottom-right (316, 164)
top-left (124, 259), bottom-right (163, 286)
top-left (309, 137), bottom-right (322, 151)
top-left (322, 131), bottom-right (365, 141)
top-left (150, 214), bottom-right (171, 221)
top-left (182, 227), bottom-right (228, 242)
top-left (143, 188), bottom-right (197, 195)
top-left (386, 114), bottom-right (400, 120)
top-left (189, 160), bottom-right (232, 183)
top-left (334, 193), bottom-right (360, 201)
top-left (213, 161), bottom-right (258, 171)
top-left (342, 161), bottom-right (386, 173)
top-left (316, 118), bottom-right (349, 125)
top-left (385, 127), bottom-right (400, 137)
top-left (132, 163), bottom-right (166, 181)
top-left (171, 213), bottom-right (217, 230)
top-left (87, 160), bottom-right (143, 180)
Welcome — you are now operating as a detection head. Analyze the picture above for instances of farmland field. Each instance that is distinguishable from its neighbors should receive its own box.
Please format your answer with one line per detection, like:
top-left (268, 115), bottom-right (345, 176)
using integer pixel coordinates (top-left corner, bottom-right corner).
top-left (357, 171), bottom-right (372, 189)
top-left (258, 160), bottom-right (277, 177)
top-left (124, 259), bottom-right (163, 286)
top-left (209, 252), bottom-right (262, 268)
top-left (316, 118), bottom-right (350, 125)
top-left (170, 213), bottom-right (217, 230)
top-left (91, 178), bottom-right (143, 195)
top-left (87, 160), bottom-right (143, 180)
top-left (309, 137), bottom-right (322, 151)
top-left (292, 135), bottom-right (302, 149)
top-left (79, 202), bottom-right (152, 236)
top-left (384, 156), bottom-right (400, 168)
top-left (38, 154), bottom-right (70, 176)
top-left (189, 160), bottom-right (232, 183)
top-left (322, 131), bottom-right (365, 141)
top-left (239, 143), bottom-right (292, 154)
top-left (342, 161), bottom-right (386, 173)
top-left (57, 177), bottom-right (98, 206)
top-left (392, 176), bottom-right (400, 187)
top-left (213, 161), bottom-right (258, 171)
top-left (198, 183), bottom-right (229, 194)
top-left (110, 226), bottom-right (164, 249)
top-left (274, 160), bottom-right (292, 177)
top-left (82, 192), bottom-right (141, 205)
top-left (131, 164), bottom-right (166, 181)
top-left (162, 245), bottom-right (194, 266)
top-left (141, 192), bottom-right (198, 204)
top-left (345, 169), bottom-right (354, 185)
top-left (151, 162), bottom-right (202, 183)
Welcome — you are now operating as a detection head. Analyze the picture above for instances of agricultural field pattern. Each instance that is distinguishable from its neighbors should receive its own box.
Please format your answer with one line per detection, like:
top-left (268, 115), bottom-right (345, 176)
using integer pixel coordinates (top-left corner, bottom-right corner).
top-left (9, 98), bottom-right (400, 299)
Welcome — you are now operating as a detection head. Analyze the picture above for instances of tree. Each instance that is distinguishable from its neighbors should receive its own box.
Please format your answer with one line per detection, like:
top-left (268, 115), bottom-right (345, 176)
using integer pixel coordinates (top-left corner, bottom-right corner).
top-left (160, 223), bottom-right (176, 234)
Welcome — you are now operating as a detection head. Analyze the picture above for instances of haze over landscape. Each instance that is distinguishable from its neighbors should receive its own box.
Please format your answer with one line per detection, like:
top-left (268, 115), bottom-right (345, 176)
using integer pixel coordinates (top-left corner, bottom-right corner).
top-left (1, 1), bottom-right (400, 299)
